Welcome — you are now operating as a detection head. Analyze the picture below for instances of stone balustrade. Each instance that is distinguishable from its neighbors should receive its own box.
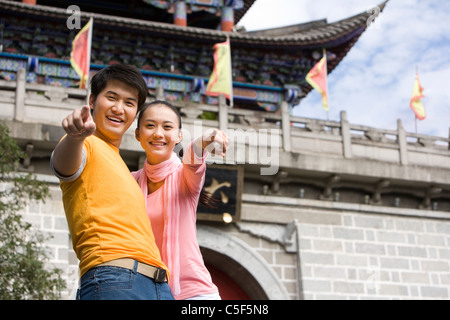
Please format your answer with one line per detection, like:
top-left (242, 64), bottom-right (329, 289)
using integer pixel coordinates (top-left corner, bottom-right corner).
top-left (1, 68), bottom-right (449, 174)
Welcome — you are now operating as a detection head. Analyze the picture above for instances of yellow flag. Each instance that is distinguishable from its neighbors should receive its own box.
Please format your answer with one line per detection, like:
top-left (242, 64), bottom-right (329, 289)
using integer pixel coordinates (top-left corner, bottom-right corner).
top-left (305, 55), bottom-right (328, 111)
top-left (205, 40), bottom-right (232, 100)
top-left (410, 73), bottom-right (425, 120)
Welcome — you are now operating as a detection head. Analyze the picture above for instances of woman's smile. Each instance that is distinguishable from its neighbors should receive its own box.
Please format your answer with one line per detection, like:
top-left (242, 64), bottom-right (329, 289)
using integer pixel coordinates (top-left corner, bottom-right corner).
top-left (149, 140), bottom-right (167, 148)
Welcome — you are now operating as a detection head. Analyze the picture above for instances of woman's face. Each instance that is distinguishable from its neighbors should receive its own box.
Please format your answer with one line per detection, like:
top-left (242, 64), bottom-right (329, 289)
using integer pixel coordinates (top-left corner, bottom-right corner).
top-left (135, 104), bottom-right (182, 165)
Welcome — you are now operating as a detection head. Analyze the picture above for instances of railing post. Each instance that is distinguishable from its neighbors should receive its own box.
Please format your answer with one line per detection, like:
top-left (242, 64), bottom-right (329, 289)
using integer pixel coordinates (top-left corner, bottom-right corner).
top-left (156, 85), bottom-right (164, 100)
top-left (14, 68), bottom-right (26, 122)
top-left (448, 127), bottom-right (450, 151)
top-left (397, 118), bottom-right (408, 165)
top-left (281, 101), bottom-right (291, 152)
top-left (340, 111), bottom-right (352, 158)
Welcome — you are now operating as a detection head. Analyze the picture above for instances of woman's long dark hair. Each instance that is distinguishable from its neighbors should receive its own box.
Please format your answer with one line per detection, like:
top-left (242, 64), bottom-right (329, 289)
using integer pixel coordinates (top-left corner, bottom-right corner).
top-left (137, 100), bottom-right (217, 209)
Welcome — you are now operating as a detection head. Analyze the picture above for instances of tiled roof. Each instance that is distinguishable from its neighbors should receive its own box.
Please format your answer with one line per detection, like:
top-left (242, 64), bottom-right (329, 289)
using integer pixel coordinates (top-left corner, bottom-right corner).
top-left (236, 1), bottom-right (388, 46)
top-left (0, 0), bottom-right (387, 47)
top-left (235, 0), bottom-right (257, 24)
top-left (0, 0), bottom-right (388, 99)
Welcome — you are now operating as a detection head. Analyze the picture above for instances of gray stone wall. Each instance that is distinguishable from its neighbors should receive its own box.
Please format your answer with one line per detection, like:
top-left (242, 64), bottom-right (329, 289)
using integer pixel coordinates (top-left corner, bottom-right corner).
top-left (241, 195), bottom-right (450, 299)
top-left (12, 176), bottom-right (449, 300)
top-left (296, 210), bottom-right (450, 299)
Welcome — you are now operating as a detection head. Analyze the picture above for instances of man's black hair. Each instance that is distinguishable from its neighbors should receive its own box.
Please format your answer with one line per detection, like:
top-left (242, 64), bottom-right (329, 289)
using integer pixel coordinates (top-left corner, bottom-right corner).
top-left (90, 64), bottom-right (148, 111)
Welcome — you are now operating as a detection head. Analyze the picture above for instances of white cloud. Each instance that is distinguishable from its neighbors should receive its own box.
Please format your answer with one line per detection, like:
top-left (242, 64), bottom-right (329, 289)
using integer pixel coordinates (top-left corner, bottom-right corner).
top-left (239, 0), bottom-right (450, 138)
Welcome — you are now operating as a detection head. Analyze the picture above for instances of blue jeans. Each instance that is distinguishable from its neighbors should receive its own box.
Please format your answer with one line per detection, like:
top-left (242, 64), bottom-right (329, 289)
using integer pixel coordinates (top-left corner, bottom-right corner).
top-left (76, 262), bottom-right (174, 300)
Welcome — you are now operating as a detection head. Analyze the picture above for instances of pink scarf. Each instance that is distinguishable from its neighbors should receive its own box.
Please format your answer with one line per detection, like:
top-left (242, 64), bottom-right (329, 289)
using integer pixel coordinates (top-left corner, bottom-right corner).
top-left (137, 152), bottom-right (181, 296)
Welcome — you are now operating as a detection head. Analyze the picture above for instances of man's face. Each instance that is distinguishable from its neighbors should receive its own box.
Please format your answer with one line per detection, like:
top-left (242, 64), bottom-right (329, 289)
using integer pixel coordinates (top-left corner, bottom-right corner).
top-left (89, 79), bottom-right (139, 148)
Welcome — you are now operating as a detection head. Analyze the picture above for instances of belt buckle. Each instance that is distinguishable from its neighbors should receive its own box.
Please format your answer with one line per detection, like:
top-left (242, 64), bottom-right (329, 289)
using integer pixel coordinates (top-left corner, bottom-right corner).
top-left (154, 268), bottom-right (166, 283)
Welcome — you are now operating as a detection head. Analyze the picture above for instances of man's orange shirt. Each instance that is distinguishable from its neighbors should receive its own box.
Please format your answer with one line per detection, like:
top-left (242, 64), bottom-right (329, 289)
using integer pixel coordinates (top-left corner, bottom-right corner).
top-left (58, 135), bottom-right (168, 277)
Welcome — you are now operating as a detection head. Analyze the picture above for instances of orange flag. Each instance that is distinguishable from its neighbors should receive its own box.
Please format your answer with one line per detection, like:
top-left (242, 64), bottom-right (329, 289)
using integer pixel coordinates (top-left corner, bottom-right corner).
top-left (305, 54), bottom-right (328, 111)
top-left (410, 73), bottom-right (426, 120)
top-left (70, 18), bottom-right (93, 89)
top-left (206, 40), bottom-right (233, 103)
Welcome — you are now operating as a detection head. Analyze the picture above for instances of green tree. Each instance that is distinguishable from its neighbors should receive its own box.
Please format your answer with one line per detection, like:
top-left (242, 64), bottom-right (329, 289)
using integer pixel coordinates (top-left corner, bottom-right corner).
top-left (0, 123), bottom-right (65, 299)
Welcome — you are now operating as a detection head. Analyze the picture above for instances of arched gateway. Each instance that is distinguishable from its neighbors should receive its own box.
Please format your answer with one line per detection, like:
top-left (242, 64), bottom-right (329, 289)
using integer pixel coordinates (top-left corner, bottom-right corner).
top-left (197, 225), bottom-right (290, 300)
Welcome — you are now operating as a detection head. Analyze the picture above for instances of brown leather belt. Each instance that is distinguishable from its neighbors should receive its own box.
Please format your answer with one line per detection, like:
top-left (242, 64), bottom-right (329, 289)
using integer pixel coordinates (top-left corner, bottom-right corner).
top-left (97, 258), bottom-right (168, 283)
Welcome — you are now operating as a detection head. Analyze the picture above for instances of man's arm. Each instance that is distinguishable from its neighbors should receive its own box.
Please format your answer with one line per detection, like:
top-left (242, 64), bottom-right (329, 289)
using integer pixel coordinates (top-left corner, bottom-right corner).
top-left (52, 105), bottom-right (96, 177)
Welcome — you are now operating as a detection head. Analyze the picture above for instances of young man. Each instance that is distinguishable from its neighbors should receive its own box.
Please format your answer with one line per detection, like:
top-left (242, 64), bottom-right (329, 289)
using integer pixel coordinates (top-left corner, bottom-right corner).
top-left (51, 64), bottom-right (173, 300)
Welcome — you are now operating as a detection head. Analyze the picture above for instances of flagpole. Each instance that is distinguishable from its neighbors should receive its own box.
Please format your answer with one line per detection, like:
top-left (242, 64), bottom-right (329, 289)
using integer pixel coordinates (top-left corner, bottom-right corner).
top-left (227, 35), bottom-right (234, 108)
top-left (323, 48), bottom-right (329, 120)
top-left (85, 16), bottom-right (93, 105)
top-left (414, 65), bottom-right (418, 133)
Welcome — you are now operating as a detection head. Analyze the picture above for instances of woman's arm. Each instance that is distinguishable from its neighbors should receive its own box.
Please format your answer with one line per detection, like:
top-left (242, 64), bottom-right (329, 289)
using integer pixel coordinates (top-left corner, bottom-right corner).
top-left (182, 129), bottom-right (229, 196)
top-left (193, 129), bottom-right (229, 159)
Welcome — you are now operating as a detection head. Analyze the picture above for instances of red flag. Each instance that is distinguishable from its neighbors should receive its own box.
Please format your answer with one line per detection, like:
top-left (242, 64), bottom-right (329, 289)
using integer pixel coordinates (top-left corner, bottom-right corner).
top-left (70, 18), bottom-right (93, 89)
top-left (305, 54), bottom-right (328, 111)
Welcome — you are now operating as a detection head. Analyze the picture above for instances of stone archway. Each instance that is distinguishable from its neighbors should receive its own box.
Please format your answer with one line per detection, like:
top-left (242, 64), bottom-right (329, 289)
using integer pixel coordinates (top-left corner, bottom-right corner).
top-left (197, 225), bottom-right (290, 300)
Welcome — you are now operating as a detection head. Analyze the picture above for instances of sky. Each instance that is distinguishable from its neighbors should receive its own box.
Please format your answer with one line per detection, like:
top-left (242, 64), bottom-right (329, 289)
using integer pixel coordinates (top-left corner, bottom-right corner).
top-left (238, 0), bottom-right (450, 139)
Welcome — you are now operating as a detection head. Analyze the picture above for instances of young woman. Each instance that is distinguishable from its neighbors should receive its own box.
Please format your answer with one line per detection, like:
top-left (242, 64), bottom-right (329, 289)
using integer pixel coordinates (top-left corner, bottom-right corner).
top-left (132, 100), bottom-right (229, 300)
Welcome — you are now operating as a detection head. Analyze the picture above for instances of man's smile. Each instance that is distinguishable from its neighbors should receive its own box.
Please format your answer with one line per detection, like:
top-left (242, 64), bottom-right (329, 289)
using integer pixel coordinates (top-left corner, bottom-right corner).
top-left (106, 115), bottom-right (124, 124)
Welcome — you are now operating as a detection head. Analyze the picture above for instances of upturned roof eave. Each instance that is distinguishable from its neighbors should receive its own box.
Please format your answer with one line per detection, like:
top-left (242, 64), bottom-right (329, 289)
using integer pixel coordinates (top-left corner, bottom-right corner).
top-left (0, 0), bottom-right (386, 48)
